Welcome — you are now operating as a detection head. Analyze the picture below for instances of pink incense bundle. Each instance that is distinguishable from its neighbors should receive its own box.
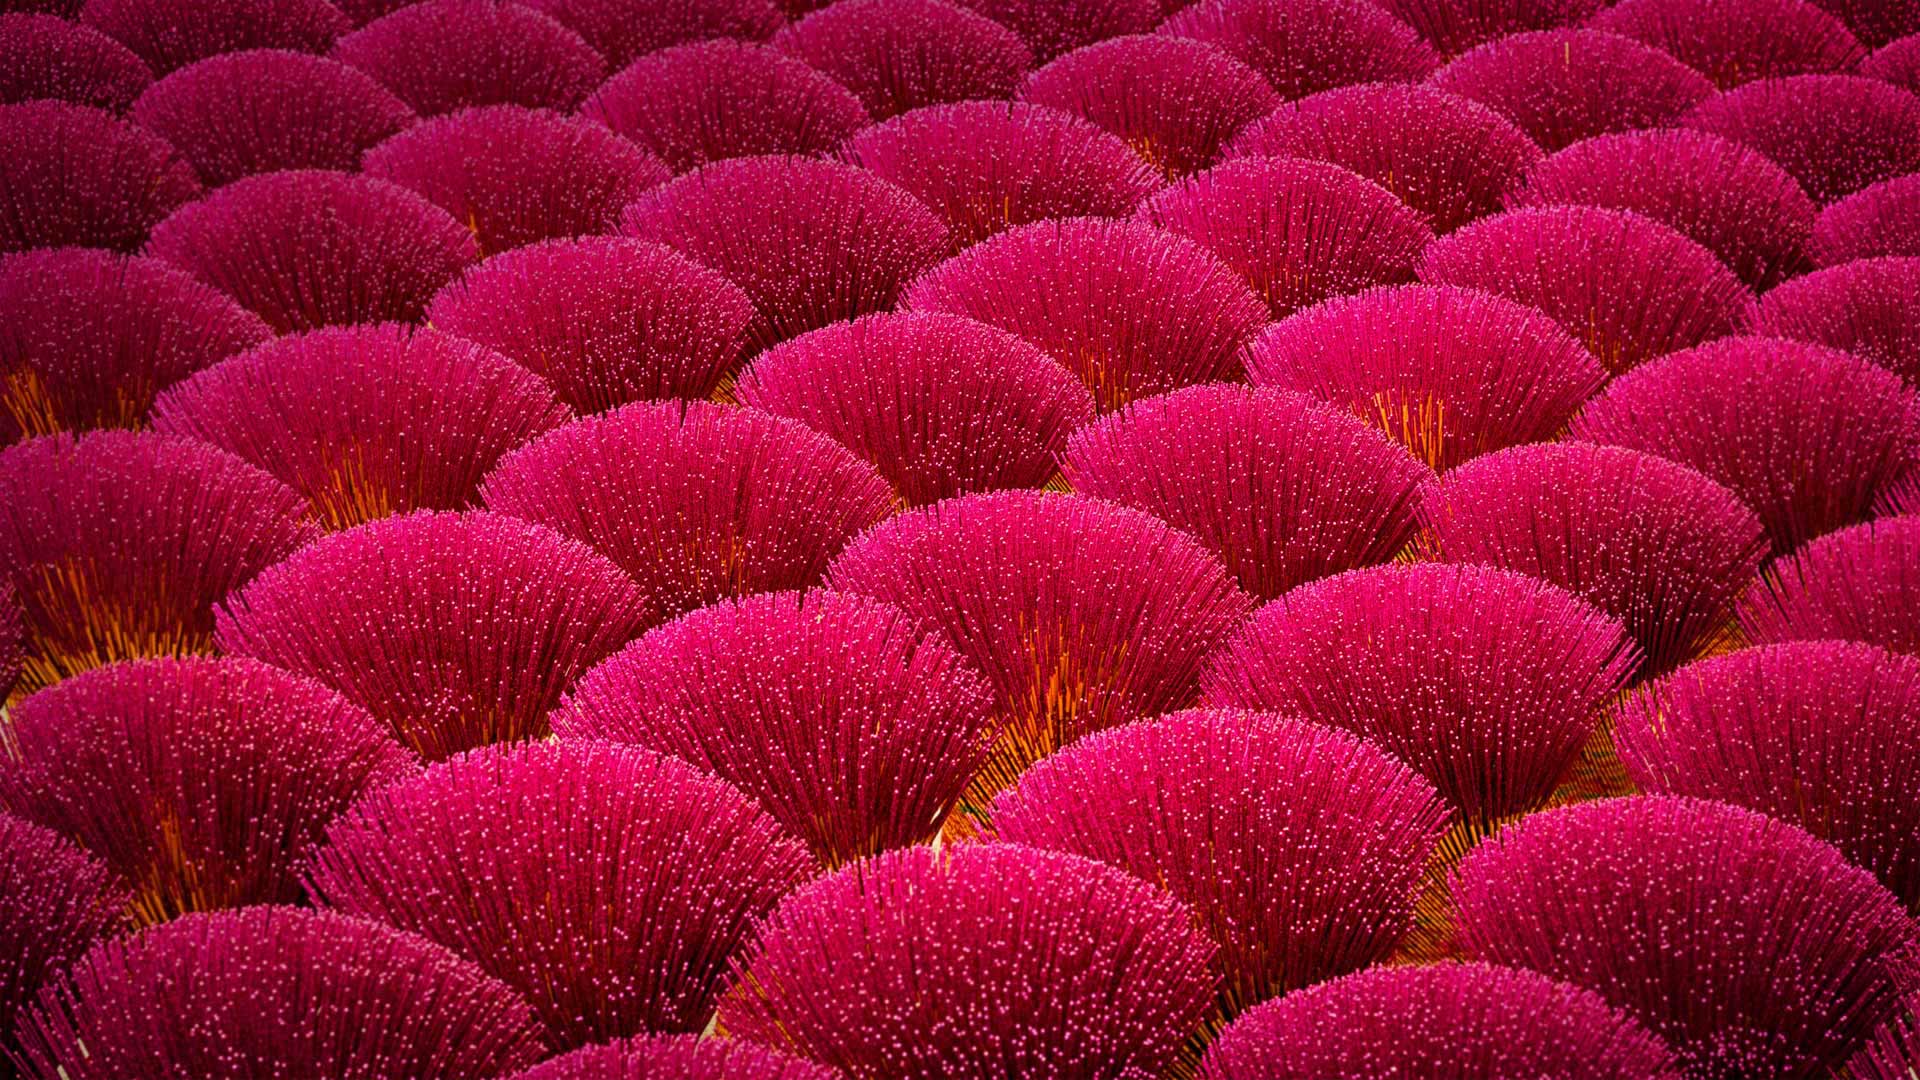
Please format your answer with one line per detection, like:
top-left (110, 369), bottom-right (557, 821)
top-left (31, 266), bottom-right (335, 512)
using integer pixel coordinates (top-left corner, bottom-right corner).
top-left (1418, 442), bottom-right (1768, 679)
top-left (1430, 29), bottom-right (1715, 152)
top-left (1680, 75), bottom-right (1920, 204)
top-left (1199, 963), bottom-right (1682, 1080)
top-left (990, 707), bottom-right (1448, 1014)
top-left (1418, 205), bottom-right (1749, 377)
top-left (0, 656), bottom-right (415, 924)
top-left (772, 0), bottom-right (1033, 121)
top-left (1739, 516), bottom-right (1920, 658)
top-left (506, 1036), bottom-right (841, 1080)
top-left (1508, 129), bottom-right (1815, 291)
top-left (1617, 641), bottom-right (1920, 909)
top-left (1156, 0), bottom-right (1439, 100)
top-left (0, 248), bottom-right (270, 442)
top-left (718, 842), bottom-right (1219, 1078)
top-left (1202, 562), bottom-right (1637, 843)
top-left (518, 0), bottom-right (783, 69)
top-left (1244, 284), bottom-right (1604, 471)
top-left (1139, 156), bottom-right (1433, 319)
top-left (828, 490), bottom-right (1252, 801)
top-left (0, 13), bottom-right (152, 111)
top-left (1572, 336), bottom-right (1919, 554)
top-left (364, 104), bottom-right (669, 256)
top-left (1863, 34), bottom-right (1920, 92)
top-left (554, 588), bottom-right (998, 867)
top-left (150, 323), bottom-right (572, 530)
top-left (732, 311), bottom-right (1095, 506)
top-left (12, 906), bottom-right (547, 1079)
top-left (583, 40), bottom-right (870, 174)
top-left (1813, 174), bottom-right (1920, 264)
top-left (214, 510), bottom-right (647, 759)
top-left (329, 0), bottom-right (606, 115)
top-left (307, 739), bottom-right (813, 1048)
top-left (479, 400), bottom-right (896, 628)
top-left (425, 236), bottom-right (754, 413)
top-left (1370, 0), bottom-right (1602, 55)
top-left (0, 814), bottom-right (126, 1039)
top-left (1452, 796), bottom-right (1919, 1077)
top-left (0, 101), bottom-right (199, 254)
top-left (1589, 0), bottom-right (1864, 88)
top-left (952, 0), bottom-right (1157, 62)
top-left (1062, 384), bottom-right (1432, 600)
top-left (1744, 256), bottom-right (1920, 383)
top-left (145, 168), bottom-right (479, 332)
top-left (904, 216), bottom-right (1269, 411)
top-left (1227, 82), bottom-right (1541, 235)
top-left (621, 155), bottom-right (950, 353)
top-left (843, 101), bottom-right (1162, 250)
top-left (0, 430), bottom-right (318, 699)
top-left (78, 0), bottom-right (350, 75)
top-left (130, 49), bottom-right (414, 186)
top-left (1019, 35), bottom-right (1277, 180)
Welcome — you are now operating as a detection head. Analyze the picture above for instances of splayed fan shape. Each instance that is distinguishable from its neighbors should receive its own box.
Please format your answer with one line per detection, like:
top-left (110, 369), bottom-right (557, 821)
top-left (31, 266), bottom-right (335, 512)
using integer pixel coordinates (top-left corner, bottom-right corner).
top-left (1738, 516), bottom-right (1920, 658)
top-left (0, 248), bottom-right (270, 443)
top-left (79, 0), bottom-right (349, 75)
top-left (1589, 0), bottom-right (1864, 88)
top-left (904, 216), bottom-right (1268, 411)
top-left (145, 168), bottom-right (478, 333)
top-left (990, 707), bottom-right (1448, 1016)
top-left (1418, 442), bottom-right (1767, 680)
top-left (1199, 962), bottom-right (1683, 1080)
top-left (0, 656), bottom-right (415, 925)
top-left (772, 0), bottom-right (1033, 121)
top-left (584, 40), bottom-right (870, 174)
top-left (518, 0), bottom-right (783, 69)
top-left (719, 842), bottom-right (1219, 1079)
top-left (1680, 75), bottom-right (1920, 204)
top-left (0, 813), bottom-right (126, 1037)
top-left (0, 101), bottom-right (199, 254)
top-left (330, 0), bottom-right (606, 115)
top-left (828, 490), bottom-right (1253, 803)
top-left (1813, 174), bottom-right (1920, 264)
top-left (307, 739), bottom-right (813, 1048)
top-left (1227, 82), bottom-right (1541, 235)
top-left (952, 0), bottom-right (1157, 62)
top-left (0, 430), bottom-right (318, 699)
top-left (214, 509), bottom-right (647, 760)
top-left (622, 155), bottom-right (950, 353)
top-left (1244, 284), bottom-right (1603, 471)
top-left (505, 1035), bottom-right (842, 1080)
top-left (150, 323), bottom-right (572, 530)
top-left (1452, 796), bottom-right (1919, 1078)
top-left (733, 311), bottom-right (1095, 506)
top-left (0, 13), bottom-right (153, 111)
top-left (1156, 0), bottom-right (1438, 100)
top-left (1744, 256), bottom-right (1920, 383)
top-left (10, 906), bottom-right (547, 1079)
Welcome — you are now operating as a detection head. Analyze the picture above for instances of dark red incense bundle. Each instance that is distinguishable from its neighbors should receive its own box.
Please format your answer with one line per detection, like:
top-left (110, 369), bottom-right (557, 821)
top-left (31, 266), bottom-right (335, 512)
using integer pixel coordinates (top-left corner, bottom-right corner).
top-left (330, 0), bottom-right (606, 115)
top-left (0, 13), bottom-right (152, 111)
top-left (772, 0), bottom-right (1033, 121)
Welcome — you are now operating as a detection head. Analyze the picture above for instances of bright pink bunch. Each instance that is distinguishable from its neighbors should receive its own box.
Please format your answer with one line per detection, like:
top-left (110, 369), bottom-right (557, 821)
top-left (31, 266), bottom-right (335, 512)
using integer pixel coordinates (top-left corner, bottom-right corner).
top-left (0, 814), bottom-right (126, 1036)
top-left (330, 0), bottom-right (606, 115)
top-left (845, 101), bottom-right (1161, 249)
top-left (1062, 384), bottom-right (1432, 600)
top-left (828, 490), bottom-right (1252, 799)
top-left (515, 0), bottom-right (782, 69)
top-left (1419, 442), bottom-right (1767, 679)
top-left (145, 168), bottom-right (478, 332)
top-left (1202, 562), bottom-right (1637, 835)
top-left (1228, 83), bottom-right (1541, 235)
top-left (130, 49), bottom-right (414, 186)
top-left (1453, 796), bottom-right (1919, 1078)
top-left (584, 41), bottom-right (869, 174)
top-left (0, 248), bottom-right (270, 441)
top-left (1245, 284), bottom-right (1604, 471)
top-left (1618, 641), bottom-right (1920, 909)
top-left (1744, 256), bottom-right (1920, 383)
top-left (905, 216), bottom-right (1269, 411)
top-left (0, 13), bottom-right (153, 111)
top-left (1156, 0), bottom-right (1439, 100)
top-left (1508, 129), bottom-right (1816, 291)
top-left (553, 589), bottom-right (999, 867)
top-left (719, 842), bottom-right (1219, 1078)
top-left (480, 400), bottom-right (896, 628)
top-left (772, 0), bottom-right (1033, 120)
top-left (1589, 0), bottom-right (1865, 88)
top-left (11, 906), bottom-right (547, 1079)
top-left (990, 707), bottom-right (1448, 1014)
top-left (426, 236), bottom-right (754, 412)
top-left (1681, 75), bottom-right (1920, 204)
top-left (1814, 174), bottom-right (1920, 264)
top-left (0, 430), bottom-right (317, 698)
top-left (215, 509), bottom-right (646, 759)
top-left (79, 0), bottom-right (350, 75)
top-left (1200, 963), bottom-right (1682, 1080)
top-left (150, 323), bottom-right (572, 529)
top-left (0, 101), bottom-right (199, 253)
top-left (1571, 336), bottom-right (1920, 554)
top-left (307, 739), bottom-right (812, 1048)
top-left (1740, 516), bottom-right (1920, 658)
top-left (0, 656), bottom-right (415, 924)
top-left (733, 311), bottom-right (1095, 506)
